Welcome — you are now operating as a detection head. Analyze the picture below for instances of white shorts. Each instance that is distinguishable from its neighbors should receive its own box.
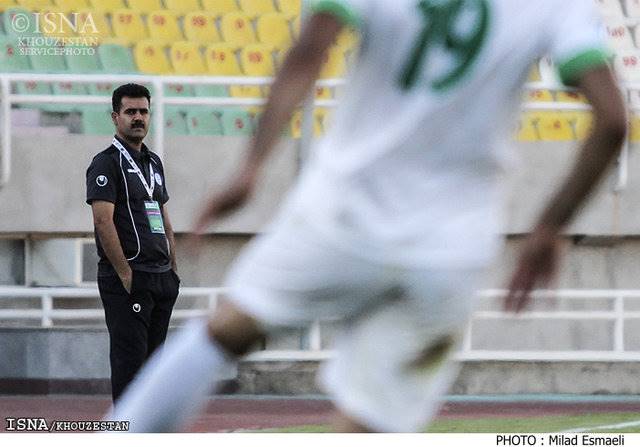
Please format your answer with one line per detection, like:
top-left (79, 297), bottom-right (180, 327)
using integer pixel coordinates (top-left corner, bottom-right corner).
top-left (225, 211), bottom-right (486, 432)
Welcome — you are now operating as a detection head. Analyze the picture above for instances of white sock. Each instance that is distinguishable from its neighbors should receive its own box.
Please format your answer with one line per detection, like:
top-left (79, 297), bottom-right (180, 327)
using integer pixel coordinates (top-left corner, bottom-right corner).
top-left (107, 318), bottom-right (233, 432)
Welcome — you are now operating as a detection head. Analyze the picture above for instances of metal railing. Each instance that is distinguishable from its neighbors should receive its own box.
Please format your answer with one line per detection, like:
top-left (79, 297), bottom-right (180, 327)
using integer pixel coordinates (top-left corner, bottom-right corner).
top-left (2, 286), bottom-right (640, 362)
top-left (0, 285), bottom-right (220, 327)
top-left (0, 73), bottom-right (343, 187)
top-left (0, 73), bottom-right (632, 190)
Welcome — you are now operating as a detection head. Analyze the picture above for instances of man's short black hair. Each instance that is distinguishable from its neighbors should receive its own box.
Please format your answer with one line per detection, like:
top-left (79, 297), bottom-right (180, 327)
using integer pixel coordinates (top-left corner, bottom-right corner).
top-left (112, 83), bottom-right (151, 113)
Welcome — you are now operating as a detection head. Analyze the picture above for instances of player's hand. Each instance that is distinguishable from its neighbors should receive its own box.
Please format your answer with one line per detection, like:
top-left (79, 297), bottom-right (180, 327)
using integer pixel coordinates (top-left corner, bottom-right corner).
top-left (191, 166), bottom-right (258, 238)
top-left (504, 226), bottom-right (561, 313)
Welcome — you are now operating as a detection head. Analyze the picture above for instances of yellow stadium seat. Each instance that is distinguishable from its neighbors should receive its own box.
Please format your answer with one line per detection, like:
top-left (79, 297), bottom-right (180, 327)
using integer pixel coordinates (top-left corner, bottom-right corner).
top-left (112, 9), bottom-right (147, 45)
top-left (515, 113), bottom-right (538, 142)
top-left (556, 91), bottom-right (587, 103)
top-left (148, 10), bottom-right (183, 44)
top-left (238, 0), bottom-right (275, 16)
top-left (205, 43), bottom-right (240, 74)
top-left (184, 11), bottom-right (220, 44)
top-left (524, 89), bottom-right (554, 102)
top-left (39, 8), bottom-right (76, 38)
top-left (0, 0), bottom-right (16, 12)
top-left (230, 85), bottom-right (263, 98)
top-left (630, 115), bottom-right (640, 142)
top-left (127, 0), bottom-right (162, 13)
top-left (274, 46), bottom-right (287, 68)
top-left (566, 111), bottom-right (593, 141)
top-left (315, 86), bottom-right (332, 99)
top-left (88, 0), bottom-right (124, 13)
top-left (277, 0), bottom-right (300, 16)
top-left (164, 0), bottom-right (201, 14)
top-left (240, 44), bottom-right (274, 76)
top-left (256, 13), bottom-right (291, 49)
top-left (0, 0), bottom-right (16, 11)
top-left (170, 41), bottom-right (206, 74)
top-left (240, 44), bottom-right (274, 97)
top-left (319, 47), bottom-right (346, 79)
top-left (335, 28), bottom-right (359, 51)
top-left (220, 11), bottom-right (256, 46)
top-left (52, 0), bottom-right (88, 13)
top-left (100, 37), bottom-right (130, 47)
top-left (134, 39), bottom-right (171, 74)
top-left (16, 0), bottom-right (50, 10)
top-left (76, 10), bottom-right (113, 43)
top-left (535, 112), bottom-right (573, 141)
top-left (205, 44), bottom-right (261, 97)
top-left (201, 0), bottom-right (238, 16)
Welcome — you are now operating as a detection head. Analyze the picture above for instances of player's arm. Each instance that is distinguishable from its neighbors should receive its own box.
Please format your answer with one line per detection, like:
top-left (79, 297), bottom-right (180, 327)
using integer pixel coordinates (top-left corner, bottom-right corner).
top-left (92, 200), bottom-right (133, 293)
top-left (193, 13), bottom-right (344, 233)
top-left (162, 205), bottom-right (178, 272)
top-left (505, 66), bottom-right (627, 312)
top-left (246, 13), bottom-right (343, 171)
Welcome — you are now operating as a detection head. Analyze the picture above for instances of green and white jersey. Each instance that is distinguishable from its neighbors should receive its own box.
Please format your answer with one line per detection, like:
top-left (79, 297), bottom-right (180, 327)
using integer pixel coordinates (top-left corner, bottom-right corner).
top-left (291, 0), bottom-right (610, 267)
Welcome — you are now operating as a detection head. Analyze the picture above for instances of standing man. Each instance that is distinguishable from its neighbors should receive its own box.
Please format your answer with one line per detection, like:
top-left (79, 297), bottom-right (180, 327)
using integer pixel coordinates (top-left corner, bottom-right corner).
top-left (86, 83), bottom-right (180, 402)
top-left (111, 0), bottom-right (626, 432)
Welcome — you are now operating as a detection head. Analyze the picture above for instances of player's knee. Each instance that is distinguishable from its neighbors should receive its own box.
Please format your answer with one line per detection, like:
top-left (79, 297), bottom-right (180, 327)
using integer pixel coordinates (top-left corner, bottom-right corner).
top-left (207, 298), bottom-right (265, 357)
top-left (407, 335), bottom-right (457, 372)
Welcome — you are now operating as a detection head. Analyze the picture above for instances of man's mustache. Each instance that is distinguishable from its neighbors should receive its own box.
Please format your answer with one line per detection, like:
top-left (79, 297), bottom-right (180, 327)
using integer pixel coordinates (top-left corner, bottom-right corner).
top-left (131, 122), bottom-right (145, 129)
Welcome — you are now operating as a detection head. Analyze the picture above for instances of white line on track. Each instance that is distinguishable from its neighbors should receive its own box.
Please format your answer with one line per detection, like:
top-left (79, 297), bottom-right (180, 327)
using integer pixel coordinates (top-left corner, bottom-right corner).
top-left (563, 419), bottom-right (640, 433)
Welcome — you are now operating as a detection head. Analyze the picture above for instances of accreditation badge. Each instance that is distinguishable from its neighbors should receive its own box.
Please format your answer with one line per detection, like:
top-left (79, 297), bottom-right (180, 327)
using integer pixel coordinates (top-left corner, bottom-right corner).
top-left (144, 201), bottom-right (165, 234)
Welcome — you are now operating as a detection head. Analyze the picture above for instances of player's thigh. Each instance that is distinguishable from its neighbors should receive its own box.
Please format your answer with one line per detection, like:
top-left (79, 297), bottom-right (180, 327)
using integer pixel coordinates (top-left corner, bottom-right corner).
top-left (403, 265), bottom-right (486, 328)
top-left (224, 218), bottom-right (390, 327)
top-left (319, 267), bottom-right (485, 432)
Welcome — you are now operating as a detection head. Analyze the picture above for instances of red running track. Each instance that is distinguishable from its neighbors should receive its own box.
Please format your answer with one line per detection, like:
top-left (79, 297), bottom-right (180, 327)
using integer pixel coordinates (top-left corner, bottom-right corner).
top-left (0, 396), bottom-right (639, 432)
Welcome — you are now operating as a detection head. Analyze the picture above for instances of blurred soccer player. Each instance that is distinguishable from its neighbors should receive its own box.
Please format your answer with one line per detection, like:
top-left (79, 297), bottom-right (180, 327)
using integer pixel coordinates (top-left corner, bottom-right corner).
top-left (110, 0), bottom-right (626, 432)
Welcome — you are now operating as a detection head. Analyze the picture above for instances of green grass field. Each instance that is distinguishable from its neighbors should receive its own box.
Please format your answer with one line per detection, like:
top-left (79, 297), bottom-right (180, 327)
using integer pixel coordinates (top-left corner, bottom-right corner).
top-left (258, 413), bottom-right (640, 433)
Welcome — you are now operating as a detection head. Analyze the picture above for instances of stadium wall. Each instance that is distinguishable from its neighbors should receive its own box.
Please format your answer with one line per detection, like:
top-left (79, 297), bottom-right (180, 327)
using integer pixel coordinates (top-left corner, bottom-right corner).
top-left (2, 327), bottom-right (640, 395)
top-left (0, 133), bottom-right (636, 235)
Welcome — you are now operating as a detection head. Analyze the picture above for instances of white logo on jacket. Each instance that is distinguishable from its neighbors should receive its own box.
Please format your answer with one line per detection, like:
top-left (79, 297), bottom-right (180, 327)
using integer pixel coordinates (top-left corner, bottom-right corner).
top-left (154, 172), bottom-right (163, 186)
top-left (96, 175), bottom-right (108, 187)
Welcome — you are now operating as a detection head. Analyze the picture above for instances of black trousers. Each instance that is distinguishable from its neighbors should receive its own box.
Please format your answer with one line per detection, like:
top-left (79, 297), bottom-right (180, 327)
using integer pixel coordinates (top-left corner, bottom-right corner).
top-left (97, 269), bottom-right (180, 402)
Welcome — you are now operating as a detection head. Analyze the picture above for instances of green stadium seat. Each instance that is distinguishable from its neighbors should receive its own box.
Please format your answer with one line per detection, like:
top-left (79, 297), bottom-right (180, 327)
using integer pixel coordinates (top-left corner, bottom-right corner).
top-left (87, 81), bottom-right (116, 97)
top-left (65, 46), bottom-right (107, 99)
top-left (164, 83), bottom-right (194, 97)
top-left (186, 107), bottom-right (223, 135)
top-left (65, 46), bottom-right (101, 72)
top-left (28, 46), bottom-right (67, 72)
top-left (0, 36), bottom-right (30, 71)
top-left (194, 84), bottom-right (228, 97)
top-left (218, 108), bottom-right (253, 136)
top-left (97, 43), bottom-right (137, 73)
top-left (15, 80), bottom-right (51, 110)
top-left (82, 106), bottom-right (114, 135)
top-left (50, 81), bottom-right (88, 112)
top-left (164, 106), bottom-right (189, 135)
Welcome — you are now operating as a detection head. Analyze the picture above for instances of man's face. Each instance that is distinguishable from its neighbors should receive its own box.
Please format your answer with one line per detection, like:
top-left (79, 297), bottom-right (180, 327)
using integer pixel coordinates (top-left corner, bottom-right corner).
top-left (112, 96), bottom-right (150, 142)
